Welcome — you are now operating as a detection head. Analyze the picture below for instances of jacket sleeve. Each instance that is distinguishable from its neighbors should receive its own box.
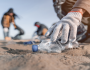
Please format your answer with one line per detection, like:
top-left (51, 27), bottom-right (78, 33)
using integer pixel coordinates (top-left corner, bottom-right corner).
top-left (12, 17), bottom-right (17, 28)
top-left (73, 0), bottom-right (90, 17)
top-left (1, 15), bottom-right (8, 28)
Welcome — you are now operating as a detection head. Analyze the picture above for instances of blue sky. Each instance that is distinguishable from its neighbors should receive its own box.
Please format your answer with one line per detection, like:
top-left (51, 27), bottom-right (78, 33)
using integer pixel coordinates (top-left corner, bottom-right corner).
top-left (0, 0), bottom-right (59, 40)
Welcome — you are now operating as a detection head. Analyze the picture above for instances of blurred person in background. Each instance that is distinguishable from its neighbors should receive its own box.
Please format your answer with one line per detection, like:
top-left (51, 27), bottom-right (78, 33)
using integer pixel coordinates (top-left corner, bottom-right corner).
top-left (24, 22), bottom-right (48, 45)
top-left (1, 8), bottom-right (24, 40)
top-left (34, 22), bottom-right (48, 36)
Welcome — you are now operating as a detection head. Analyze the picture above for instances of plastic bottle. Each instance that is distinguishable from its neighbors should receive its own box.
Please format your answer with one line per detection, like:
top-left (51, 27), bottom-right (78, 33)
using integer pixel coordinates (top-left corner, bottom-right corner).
top-left (32, 40), bottom-right (65, 53)
top-left (32, 39), bottom-right (79, 53)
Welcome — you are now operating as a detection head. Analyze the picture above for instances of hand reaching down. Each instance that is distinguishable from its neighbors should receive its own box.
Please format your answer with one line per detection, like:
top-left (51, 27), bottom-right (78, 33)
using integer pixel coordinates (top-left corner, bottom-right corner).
top-left (45, 12), bottom-right (82, 44)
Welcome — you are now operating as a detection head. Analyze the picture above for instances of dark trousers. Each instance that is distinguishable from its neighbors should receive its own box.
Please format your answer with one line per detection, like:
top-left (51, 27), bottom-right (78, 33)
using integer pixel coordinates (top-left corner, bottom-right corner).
top-left (12, 24), bottom-right (24, 40)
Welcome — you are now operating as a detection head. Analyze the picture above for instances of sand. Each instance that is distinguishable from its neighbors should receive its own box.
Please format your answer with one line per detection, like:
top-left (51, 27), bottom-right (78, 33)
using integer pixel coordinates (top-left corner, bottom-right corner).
top-left (0, 39), bottom-right (90, 70)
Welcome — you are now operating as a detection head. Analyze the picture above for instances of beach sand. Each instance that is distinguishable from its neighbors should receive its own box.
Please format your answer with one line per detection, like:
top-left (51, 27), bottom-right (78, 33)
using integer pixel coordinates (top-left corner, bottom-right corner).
top-left (0, 39), bottom-right (90, 70)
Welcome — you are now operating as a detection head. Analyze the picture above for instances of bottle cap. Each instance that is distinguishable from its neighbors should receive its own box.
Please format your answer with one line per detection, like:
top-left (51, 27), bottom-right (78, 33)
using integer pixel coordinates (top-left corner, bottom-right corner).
top-left (32, 45), bottom-right (38, 52)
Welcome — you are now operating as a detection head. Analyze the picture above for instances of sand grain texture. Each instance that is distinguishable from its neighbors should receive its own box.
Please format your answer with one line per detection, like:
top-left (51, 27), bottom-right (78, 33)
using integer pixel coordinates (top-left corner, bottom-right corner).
top-left (0, 40), bottom-right (90, 70)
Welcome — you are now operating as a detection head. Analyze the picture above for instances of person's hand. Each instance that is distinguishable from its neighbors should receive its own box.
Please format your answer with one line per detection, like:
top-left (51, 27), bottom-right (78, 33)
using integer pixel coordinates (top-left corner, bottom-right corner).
top-left (45, 12), bottom-right (82, 44)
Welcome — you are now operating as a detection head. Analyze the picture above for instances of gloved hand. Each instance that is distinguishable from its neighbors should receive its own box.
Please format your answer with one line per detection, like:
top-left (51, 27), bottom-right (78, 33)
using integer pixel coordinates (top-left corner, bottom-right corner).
top-left (45, 12), bottom-right (82, 44)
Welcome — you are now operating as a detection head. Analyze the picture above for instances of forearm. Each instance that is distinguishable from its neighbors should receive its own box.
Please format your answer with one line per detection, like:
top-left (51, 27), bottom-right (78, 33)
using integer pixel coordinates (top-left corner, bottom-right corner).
top-left (73, 0), bottom-right (90, 17)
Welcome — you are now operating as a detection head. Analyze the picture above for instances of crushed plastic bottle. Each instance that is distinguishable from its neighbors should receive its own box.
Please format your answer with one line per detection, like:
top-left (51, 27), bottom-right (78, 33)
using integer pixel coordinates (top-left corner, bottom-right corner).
top-left (32, 39), bottom-right (79, 53)
top-left (32, 39), bottom-right (65, 53)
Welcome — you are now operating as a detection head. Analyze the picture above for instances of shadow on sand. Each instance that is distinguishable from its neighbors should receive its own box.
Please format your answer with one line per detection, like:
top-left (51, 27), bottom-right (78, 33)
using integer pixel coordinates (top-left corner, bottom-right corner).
top-left (1, 47), bottom-right (32, 55)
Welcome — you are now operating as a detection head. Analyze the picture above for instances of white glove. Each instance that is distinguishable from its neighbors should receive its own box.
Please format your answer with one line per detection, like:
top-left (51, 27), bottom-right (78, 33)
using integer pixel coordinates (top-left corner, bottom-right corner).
top-left (45, 12), bottom-right (82, 44)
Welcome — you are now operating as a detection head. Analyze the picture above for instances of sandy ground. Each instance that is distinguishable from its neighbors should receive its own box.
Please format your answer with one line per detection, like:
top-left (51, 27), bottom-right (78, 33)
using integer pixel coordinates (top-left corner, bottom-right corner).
top-left (0, 39), bottom-right (90, 70)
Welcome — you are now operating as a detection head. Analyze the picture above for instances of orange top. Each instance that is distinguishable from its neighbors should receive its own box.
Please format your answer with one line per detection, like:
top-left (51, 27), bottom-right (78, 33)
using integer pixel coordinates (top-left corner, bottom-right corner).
top-left (2, 15), bottom-right (16, 28)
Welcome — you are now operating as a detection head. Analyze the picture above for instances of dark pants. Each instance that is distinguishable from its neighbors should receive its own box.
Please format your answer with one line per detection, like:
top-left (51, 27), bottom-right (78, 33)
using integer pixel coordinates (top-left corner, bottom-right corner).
top-left (12, 25), bottom-right (24, 40)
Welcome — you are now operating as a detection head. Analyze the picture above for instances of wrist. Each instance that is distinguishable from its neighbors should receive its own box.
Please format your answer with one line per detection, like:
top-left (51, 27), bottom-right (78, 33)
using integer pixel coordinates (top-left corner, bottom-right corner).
top-left (71, 8), bottom-right (85, 15)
